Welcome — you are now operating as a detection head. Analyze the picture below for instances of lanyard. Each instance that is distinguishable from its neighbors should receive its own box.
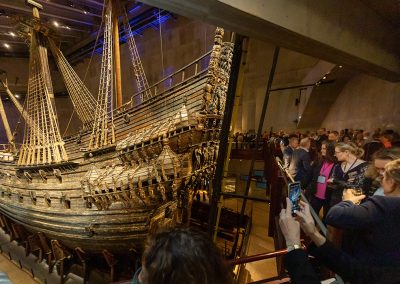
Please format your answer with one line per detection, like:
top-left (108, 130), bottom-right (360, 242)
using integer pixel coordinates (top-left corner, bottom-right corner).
top-left (343, 158), bottom-right (358, 173)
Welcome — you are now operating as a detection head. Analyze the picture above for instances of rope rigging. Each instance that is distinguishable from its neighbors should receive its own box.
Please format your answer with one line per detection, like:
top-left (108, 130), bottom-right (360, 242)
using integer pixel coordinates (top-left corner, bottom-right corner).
top-left (48, 39), bottom-right (97, 130)
top-left (88, 0), bottom-right (115, 150)
top-left (60, 0), bottom-right (106, 136)
top-left (18, 30), bottom-right (68, 165)
top-left (121, 4), bottom-right (151, 101)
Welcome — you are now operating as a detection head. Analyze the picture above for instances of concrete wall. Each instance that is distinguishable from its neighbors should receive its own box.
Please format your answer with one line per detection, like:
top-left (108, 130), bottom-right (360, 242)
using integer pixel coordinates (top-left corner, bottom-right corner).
top-left (322, 74), bottom-right (400, 132)
top-left (233, 39), bottom-right (320, 133)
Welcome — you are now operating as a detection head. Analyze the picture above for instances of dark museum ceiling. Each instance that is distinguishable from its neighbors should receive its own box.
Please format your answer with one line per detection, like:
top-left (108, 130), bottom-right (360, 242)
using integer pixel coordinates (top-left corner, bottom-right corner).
top-left (0, 0), bottom-right (173, 63)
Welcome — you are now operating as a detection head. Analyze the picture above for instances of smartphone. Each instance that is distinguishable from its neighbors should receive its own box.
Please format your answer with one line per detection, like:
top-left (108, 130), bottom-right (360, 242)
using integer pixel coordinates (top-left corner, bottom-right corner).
top-left (288, 182), bottom-right (301, 216)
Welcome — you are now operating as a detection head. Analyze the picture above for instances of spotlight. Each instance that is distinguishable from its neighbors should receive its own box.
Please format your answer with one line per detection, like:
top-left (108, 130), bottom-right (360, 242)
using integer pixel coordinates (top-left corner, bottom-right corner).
top-left (322, 76), bottom-right (327, 80)
top-left (83, 10), bottom-right (88, 14)
top-left (3, 43), bottom-right (10, 49)
top-left (53, 21), bottom-right (59, 27)
top-left (15, 94), bottom-right (20, 98)
top-left (66, 26), bottom-right (71, 30)
top-left (9, 32), bottom-right (15, 37)
top-left (339, 65), bottom-right (343, 68)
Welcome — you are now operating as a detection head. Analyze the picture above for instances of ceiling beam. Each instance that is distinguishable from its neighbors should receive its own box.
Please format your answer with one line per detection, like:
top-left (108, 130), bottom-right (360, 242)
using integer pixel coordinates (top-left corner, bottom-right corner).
top-left (35, 0), bottom-right (102, 18)
top-left (0, 0), bottom-right (100, 26)
top-left (139, 0), bottom-right (400, 82)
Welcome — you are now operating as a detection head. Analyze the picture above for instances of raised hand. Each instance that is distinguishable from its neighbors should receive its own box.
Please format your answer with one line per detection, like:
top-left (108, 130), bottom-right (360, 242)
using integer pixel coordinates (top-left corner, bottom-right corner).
top-left (296, 200), bottom-right (327, 247)
top-left (295, 201), bottom-right (317, 237)
top-left (342, 188), bottom-right (366, 204)
top-left (279, 198), bottom-right (301, 246)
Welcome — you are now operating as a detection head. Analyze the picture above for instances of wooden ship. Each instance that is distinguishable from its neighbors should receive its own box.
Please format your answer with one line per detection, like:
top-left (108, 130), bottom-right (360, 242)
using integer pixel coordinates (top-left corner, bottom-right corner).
top-left (0, 0), bottom-right (234, 254)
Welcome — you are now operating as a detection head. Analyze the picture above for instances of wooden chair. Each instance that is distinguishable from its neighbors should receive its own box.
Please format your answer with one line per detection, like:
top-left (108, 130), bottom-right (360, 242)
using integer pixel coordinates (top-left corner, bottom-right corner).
top-left (102, 249), bottom-right (118, 282)
top-left (50, 240), bottom-right (72, 284)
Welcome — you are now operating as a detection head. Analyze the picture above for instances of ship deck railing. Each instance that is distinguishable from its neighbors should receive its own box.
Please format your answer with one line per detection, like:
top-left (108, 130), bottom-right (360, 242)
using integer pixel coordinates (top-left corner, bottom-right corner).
top-left (116, 50), bottom-right (212, 114)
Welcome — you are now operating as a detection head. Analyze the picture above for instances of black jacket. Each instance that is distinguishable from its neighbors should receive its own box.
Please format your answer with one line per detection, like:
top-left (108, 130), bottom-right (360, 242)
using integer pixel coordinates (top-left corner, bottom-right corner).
top-left (284, 249), bottom-right (320, 284)
top-left (326, 196), bottom-right (400, 266)
top-left (288, 148), bottom-right (312, 186)
top-left (285, 241), bottom-right (400, 284)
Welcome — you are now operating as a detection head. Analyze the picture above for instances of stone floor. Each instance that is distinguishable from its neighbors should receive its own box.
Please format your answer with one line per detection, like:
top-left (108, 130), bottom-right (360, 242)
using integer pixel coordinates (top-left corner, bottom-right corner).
top-left (0, 253), bottom-right (36, 284)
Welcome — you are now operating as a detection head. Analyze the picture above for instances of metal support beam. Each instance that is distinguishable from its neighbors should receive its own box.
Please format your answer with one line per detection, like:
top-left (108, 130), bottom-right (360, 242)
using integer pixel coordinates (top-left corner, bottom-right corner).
top-left (269, 80), bottom-right (334, 92)
top-left (229, 46), bottom-right (280, 256)
top-left (139, 0), bottom-right (400, 82)
top-left (221, 192), bottom-right (270, 203)
top-left (239, 46), bottom-right (279, 220)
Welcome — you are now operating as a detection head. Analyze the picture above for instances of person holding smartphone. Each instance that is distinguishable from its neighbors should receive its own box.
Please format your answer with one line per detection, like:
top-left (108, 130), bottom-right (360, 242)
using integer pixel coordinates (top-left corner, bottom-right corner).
top-left (279, 197), bottom-right (400, 283)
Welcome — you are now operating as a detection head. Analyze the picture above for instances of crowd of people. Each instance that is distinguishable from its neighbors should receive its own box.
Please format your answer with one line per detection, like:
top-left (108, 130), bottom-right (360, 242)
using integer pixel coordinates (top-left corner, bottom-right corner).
top-left (275, 127), bottom-right (400, 283)
top-left (273, 127), bottom-right (399, 216)
top-left (129, 127), bottom-right (400, 284)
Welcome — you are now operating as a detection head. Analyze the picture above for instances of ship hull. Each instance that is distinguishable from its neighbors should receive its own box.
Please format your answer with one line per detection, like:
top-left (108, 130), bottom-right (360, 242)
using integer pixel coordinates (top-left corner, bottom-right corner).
top-left (0, 38), bottom-right (233, 253)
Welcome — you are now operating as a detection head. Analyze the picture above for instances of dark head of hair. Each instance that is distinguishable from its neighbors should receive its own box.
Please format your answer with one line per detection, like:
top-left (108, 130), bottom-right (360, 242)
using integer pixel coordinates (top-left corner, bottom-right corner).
top-left (288, 133), bottom-right (299, 140)
top-left (372, 147), bottom-right (400, 161)
top-left (381, 129), bottom-right (395, 141)
top-left (140, 227), bottom-right (234, 284)
top-left (331, 130), bottom-right (339, 136)
top-left (321, 140), bottom-right (336, 163)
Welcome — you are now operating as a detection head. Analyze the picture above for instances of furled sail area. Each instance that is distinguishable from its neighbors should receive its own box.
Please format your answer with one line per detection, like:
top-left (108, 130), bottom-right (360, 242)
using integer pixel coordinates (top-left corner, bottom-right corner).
top-left (48, 38), bottom-right (96, 130)
top-left (88, 1), bottom-right (115, 150)
top-left (18, 30), bottom-right (68, 166)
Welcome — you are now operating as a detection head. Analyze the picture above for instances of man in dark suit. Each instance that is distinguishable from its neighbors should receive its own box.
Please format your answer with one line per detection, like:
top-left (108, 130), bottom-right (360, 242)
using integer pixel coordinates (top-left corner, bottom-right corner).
top-left (282, 134), bottom-right (299, 169)
top-left (315, 128), bottom-right (328, 150)
top-left (288, 137), bottom-right (312, 187)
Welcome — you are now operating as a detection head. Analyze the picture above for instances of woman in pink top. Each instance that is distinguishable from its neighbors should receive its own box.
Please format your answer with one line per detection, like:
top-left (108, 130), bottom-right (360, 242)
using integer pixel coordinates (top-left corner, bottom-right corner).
top-left (307, 141), bottom-right (336, 221)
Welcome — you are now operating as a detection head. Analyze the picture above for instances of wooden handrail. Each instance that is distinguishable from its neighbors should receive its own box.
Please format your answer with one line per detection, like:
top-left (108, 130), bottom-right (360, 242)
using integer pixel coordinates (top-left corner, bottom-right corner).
top-left (130, 50), bottom-right (212, 102)
top-left (230, 248), bottom-right (288, 266)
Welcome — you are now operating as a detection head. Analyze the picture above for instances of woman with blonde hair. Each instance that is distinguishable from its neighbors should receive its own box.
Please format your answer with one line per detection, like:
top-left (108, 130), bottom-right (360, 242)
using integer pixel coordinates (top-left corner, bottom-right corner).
top-left (328, 142), bottom-right (368, 206)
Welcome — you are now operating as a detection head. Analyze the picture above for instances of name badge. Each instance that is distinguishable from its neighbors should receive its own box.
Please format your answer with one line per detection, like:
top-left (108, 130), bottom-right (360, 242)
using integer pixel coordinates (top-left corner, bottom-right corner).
top-left (317, 175), bottom-right (326, 183)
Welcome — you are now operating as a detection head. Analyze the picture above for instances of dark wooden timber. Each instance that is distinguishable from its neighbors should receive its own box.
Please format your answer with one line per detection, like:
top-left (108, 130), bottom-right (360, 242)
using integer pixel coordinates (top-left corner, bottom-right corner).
top-left (208, 35), bottom-right (242, 236)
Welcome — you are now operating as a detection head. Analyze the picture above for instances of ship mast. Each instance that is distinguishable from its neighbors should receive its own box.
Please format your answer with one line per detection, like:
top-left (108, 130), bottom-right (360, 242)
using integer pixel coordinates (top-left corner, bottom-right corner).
top-left (0, 79), bottom-right (14, 150)
top-left (112, 0), bottom-right (123, 108)
top-left (28, 0), bottom-right (57, 111)
top-left (88, 0), bottom-right (116, 150)
top-left (18, 0), bottom-right (68, 165)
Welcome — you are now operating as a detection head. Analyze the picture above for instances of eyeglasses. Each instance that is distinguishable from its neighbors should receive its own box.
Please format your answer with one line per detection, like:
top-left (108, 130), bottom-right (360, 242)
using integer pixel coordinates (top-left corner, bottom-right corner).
top-left (334, 151), bottom-right (343, 154)
top-left (132, 267), bottom-right (142, 284)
